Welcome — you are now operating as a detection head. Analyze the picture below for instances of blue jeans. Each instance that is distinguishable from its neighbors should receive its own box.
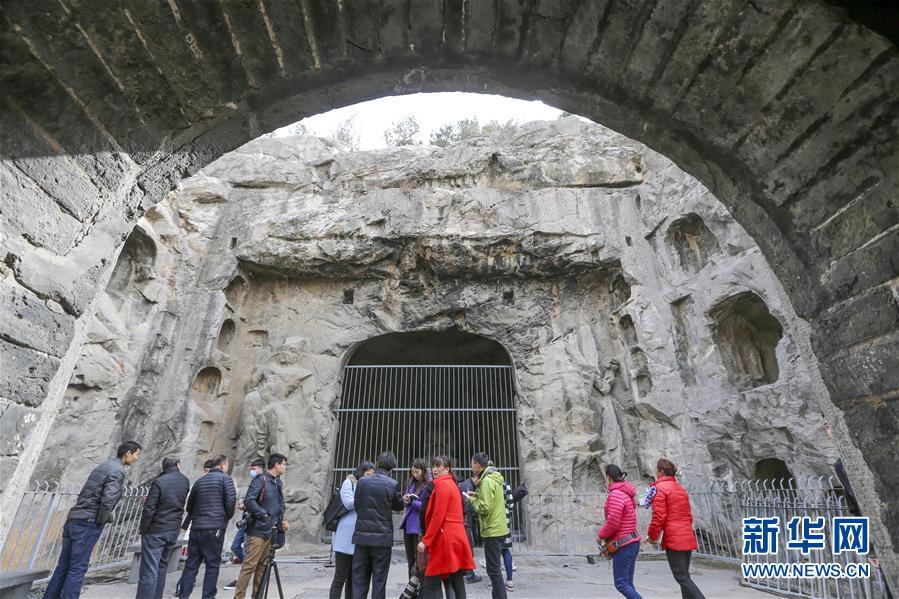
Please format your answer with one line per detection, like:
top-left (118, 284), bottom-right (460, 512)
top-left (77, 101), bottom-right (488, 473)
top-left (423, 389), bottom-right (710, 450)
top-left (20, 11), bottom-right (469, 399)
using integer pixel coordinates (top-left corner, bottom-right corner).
top-left (43, 519), bottom-right (104, 599)
top-left (230, 526), bottom-right (246, 561)
top-left (136, 530), bottom-right (179, 599)
top-left (178, 528), bottom-right (225, 599)
top-left (612, 541), bottom-right (642, 599)
top-left (502, 547), bottom-right (513, 580)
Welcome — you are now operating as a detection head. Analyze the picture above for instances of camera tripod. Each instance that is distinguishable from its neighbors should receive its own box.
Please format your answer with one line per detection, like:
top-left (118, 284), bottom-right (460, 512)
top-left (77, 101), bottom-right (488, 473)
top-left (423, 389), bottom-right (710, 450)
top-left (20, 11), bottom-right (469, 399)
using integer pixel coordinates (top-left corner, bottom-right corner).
top-left (253, 536), bottom-right (285, 599)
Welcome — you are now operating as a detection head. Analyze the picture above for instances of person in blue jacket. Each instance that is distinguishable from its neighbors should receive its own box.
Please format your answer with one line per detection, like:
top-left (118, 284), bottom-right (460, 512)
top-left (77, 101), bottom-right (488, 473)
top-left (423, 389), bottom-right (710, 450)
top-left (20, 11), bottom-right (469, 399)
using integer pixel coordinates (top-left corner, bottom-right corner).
top-left (178, 454), bottom-right (236, 599)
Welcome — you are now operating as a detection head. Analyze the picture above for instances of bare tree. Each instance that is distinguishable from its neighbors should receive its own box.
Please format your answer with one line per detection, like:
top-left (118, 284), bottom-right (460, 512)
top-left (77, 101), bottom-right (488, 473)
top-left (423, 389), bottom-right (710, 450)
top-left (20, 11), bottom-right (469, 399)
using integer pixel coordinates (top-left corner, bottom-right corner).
top-left (429, 117), bottom-right (518, 147)
top-left (383, 115), bottom-right (422, 147)
top-left (332, 116), bottom-right (360, 150)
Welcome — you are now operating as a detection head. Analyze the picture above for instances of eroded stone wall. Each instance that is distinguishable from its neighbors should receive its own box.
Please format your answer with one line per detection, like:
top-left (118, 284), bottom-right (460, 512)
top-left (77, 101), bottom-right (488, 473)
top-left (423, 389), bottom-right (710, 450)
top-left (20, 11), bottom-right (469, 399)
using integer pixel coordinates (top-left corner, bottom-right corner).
top-left (34, 119), bottom-right (837, 543)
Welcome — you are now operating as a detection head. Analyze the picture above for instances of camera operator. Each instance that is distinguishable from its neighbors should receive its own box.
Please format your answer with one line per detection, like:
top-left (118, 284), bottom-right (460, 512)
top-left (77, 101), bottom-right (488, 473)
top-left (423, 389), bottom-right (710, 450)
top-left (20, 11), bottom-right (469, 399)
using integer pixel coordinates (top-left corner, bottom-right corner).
top-left (233, 453), bottom-right (290, 599)
top-left (223, 458), bottom-right (267, 592)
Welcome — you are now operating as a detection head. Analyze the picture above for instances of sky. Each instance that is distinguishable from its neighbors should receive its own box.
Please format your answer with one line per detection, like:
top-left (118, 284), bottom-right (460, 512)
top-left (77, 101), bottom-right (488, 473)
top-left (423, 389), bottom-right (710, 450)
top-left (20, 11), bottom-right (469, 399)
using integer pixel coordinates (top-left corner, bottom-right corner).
top-left (268, 92), bottom-right (566, 149)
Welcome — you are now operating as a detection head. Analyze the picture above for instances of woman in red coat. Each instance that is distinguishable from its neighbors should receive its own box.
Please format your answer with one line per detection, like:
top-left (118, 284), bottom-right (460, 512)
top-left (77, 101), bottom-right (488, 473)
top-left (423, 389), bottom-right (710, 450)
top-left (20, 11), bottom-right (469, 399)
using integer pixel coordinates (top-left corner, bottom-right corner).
top-left (418, 455), bottom-right (475, 599)
top-left (646, 458), bottom-right (706, 599)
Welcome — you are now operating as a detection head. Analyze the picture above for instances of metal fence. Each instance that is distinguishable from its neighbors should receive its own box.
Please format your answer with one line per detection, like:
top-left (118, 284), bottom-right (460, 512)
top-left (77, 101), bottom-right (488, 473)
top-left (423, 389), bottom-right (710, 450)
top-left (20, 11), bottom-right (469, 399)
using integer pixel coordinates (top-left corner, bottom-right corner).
top-left (499, 478), bottom-right (889, 599)
top-left (4, 477), bottom-right (892, 599)
top-left (1, 481), bottom-right (148, 574)
top-left (331, 365), bottom-right (522, 496)
top-left (686, 476), bottom-right (890, 599)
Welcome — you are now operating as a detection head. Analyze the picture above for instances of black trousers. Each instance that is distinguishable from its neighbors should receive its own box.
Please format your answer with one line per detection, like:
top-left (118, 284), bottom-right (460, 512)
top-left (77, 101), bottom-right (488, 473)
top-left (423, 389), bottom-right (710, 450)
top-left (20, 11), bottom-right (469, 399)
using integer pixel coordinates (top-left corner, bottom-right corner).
top-left (330, 551), bottom-right (354, 599)
top-left (404, 533), bottom-right (418, 577)
top-left (352, 544), bottom-right (392, 599)
top-left (482, 537), bottom-right (508, 599)
top-left (421, 571), bottom-right (465, 599)
top-left (665, 549), bottom-right (706, 599)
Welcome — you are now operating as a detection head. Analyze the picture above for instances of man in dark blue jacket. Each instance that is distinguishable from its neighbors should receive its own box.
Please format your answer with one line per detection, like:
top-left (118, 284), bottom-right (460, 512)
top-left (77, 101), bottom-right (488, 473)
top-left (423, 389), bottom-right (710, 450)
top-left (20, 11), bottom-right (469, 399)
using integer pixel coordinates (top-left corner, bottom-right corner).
top-left (178, 455), bottom-right (236, 599)
top-left (136, 456), bottom-right (190, 599)
top-left (352, 451), bottom-right (403, 599)
top-left (233, 453), bottom-right (289, 599)
top-left (44, 441), bottom-right (141, 599)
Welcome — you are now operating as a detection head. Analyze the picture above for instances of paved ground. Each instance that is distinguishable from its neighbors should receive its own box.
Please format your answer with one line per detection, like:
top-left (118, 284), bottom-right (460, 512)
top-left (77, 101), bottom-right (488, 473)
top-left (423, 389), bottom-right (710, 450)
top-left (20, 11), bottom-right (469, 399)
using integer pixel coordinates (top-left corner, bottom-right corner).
top-left (76, 548), bottom-right (773, 599)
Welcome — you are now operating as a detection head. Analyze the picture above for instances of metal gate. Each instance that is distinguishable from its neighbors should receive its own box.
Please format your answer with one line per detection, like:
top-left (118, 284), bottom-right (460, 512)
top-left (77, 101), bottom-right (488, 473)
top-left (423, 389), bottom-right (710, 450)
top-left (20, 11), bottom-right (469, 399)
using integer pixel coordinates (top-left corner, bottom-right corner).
top-left (330, 364), bottom-right (521, 499)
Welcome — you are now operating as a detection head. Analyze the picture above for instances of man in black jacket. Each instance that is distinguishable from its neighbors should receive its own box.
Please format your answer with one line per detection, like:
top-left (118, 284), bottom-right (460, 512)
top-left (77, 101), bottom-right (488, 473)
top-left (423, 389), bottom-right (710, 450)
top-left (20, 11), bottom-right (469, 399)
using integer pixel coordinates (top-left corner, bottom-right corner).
top-left (234, 453), bottom-right (289, 599)
top-left (178, 455), bottom-right (236, 599)
top-left (457, 475), bottom-right (483, 584)
top-left (352, 451), bottom-right (403, 599)
top-left (136, 456), bottom-right (190, 599)
top-left (44, 441), bottom-right (141, 599)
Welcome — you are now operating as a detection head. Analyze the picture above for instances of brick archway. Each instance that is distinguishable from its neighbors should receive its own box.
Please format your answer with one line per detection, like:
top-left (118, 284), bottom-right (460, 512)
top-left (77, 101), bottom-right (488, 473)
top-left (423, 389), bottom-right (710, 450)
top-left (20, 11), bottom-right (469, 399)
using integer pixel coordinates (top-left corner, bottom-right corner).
top-left (2, 0), bottom-right (897, 584)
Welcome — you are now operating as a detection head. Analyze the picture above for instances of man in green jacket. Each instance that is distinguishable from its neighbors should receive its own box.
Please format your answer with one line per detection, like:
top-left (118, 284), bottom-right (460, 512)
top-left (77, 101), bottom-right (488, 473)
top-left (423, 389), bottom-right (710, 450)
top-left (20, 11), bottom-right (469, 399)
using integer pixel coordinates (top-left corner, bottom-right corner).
top-left (466, 452), bottom-right (509, 599)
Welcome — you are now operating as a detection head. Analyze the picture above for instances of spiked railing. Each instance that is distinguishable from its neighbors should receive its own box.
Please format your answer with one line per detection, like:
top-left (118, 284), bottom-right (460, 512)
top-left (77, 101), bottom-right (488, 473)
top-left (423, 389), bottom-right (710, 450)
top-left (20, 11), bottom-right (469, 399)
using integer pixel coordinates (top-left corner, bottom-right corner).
top-left (1, 480), bottom-right (148, 575)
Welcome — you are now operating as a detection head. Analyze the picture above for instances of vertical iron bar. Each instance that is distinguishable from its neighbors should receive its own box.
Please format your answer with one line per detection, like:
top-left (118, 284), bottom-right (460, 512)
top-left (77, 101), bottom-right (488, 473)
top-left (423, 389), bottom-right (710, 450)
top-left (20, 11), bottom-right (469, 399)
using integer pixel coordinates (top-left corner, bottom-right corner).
top-left (458, 368), bottom-right (474, 470)
top-left (7, 484), bottom-right (37, 569)
top-left (350, 367), bottom-right (362, 475)
top-left (385, 366), bottom-right (394, 467)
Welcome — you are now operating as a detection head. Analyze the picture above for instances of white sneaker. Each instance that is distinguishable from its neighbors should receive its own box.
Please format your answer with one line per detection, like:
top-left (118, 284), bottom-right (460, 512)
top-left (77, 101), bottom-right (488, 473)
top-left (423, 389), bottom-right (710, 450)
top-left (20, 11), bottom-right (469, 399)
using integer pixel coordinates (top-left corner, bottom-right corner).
top-left (505, 580), bottom-right (515, 591)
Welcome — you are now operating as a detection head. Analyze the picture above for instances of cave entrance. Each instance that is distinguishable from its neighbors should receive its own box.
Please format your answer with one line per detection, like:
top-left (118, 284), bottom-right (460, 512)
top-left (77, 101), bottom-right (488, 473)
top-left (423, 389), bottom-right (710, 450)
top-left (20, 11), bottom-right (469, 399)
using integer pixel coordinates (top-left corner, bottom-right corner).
top-left (330, 329), bottom-right (522, 537)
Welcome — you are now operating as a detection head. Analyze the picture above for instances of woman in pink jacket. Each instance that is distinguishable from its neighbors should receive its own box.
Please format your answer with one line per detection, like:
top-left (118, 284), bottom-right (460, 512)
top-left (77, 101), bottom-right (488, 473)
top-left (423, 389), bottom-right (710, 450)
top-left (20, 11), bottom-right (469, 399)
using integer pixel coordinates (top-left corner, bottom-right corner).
top-left (597, 465), bottom-right (643, 599)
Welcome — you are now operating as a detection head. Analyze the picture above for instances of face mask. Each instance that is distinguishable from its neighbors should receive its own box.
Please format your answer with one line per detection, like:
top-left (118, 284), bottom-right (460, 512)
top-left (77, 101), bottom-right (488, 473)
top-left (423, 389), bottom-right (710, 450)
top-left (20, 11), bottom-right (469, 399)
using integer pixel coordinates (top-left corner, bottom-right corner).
top-left (249, 470), bottom-right (259, 478)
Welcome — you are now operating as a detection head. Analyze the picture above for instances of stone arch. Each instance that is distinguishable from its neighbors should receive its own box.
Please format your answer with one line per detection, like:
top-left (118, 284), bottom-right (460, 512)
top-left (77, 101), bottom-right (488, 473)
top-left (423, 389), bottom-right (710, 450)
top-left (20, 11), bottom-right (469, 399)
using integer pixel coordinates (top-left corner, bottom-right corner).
top-left (666, 213), bottom-right (720, 273)
top-left (216, 319), bottom-right (235, 354)
top-left (1, 1), bottom-right (897, 580)
top-left (710, 292), bottom-right (784, 391)
top-left (336, 328), bottom-right (520, 494)
top-left (754, 457), bottom-right (795, 483)
top-left (191, 366), bottom-right (222, 397)
top-left (347, 328), bottom-right (513, 367)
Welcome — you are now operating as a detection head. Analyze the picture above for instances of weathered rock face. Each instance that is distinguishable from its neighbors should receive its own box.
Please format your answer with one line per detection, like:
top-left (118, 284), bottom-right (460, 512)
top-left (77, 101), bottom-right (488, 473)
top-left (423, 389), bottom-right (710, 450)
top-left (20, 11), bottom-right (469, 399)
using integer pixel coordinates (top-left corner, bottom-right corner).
top-left (35, 119), bottom-right (837, 543)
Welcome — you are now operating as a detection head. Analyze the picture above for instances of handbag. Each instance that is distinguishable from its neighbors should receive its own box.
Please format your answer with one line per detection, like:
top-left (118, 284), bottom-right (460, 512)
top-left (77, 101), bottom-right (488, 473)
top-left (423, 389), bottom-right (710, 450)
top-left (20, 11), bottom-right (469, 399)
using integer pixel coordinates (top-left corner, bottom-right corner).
top-left (599, 532), bottom-right (639, 559)
top-left (322, 486), bottom-right (349, 532)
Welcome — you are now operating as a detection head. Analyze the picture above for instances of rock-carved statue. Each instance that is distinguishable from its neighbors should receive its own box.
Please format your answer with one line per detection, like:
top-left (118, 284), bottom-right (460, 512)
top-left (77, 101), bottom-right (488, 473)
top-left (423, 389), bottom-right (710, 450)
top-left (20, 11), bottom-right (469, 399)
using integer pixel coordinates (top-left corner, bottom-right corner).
top-left (729, 315), bottom-right (769, 386)
top-left (256, 336), bottom-right (313, 400)
top-left (593, 359), bottom-right (620, 396)
top-left (235, 337), bottom-right (311, 466)
top-left (235, 379), bottom-right (289, 467)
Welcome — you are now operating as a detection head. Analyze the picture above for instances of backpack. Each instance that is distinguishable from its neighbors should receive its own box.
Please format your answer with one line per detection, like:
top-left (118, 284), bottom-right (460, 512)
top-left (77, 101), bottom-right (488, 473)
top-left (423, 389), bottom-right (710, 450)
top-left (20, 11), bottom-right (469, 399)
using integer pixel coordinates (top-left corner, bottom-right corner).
top-left (322, 483), bottom-right (350, 532)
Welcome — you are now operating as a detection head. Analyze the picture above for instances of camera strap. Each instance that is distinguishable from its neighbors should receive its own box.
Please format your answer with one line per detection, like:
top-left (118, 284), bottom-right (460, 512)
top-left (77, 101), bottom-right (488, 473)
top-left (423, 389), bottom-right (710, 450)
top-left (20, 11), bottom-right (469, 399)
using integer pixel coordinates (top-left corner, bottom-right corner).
top-left (258, 474), bottom-right (268, 503)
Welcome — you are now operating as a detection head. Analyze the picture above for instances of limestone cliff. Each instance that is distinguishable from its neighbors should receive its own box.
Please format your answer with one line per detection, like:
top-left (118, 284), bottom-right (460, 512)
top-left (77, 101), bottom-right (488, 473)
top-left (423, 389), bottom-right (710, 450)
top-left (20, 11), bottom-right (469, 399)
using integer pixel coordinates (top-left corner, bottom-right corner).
top-left (34, 119), bottom-right (837, 543)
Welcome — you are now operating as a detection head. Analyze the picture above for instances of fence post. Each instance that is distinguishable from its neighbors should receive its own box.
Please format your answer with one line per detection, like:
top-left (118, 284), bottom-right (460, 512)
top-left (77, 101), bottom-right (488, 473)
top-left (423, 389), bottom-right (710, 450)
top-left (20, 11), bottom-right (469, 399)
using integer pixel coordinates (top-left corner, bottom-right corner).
top-left (27, 485), bottom-right (59, 570)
